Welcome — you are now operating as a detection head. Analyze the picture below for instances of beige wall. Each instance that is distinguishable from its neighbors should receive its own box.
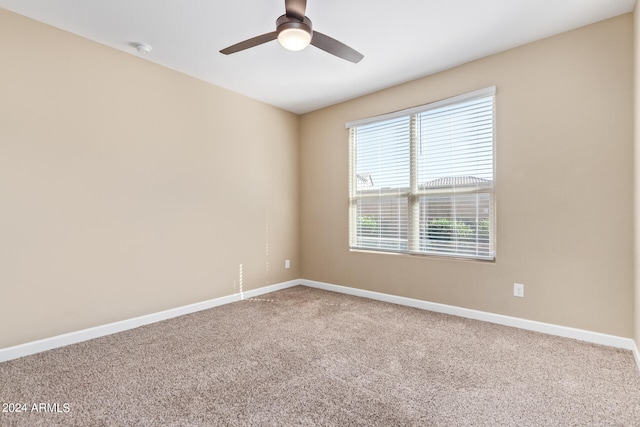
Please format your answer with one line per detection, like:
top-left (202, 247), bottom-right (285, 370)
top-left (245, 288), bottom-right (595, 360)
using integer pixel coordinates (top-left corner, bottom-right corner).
top-left (0, 9), bottom-right (300, 349)
top-left (300, 15), bottom-right (634, 337)
top-left (0, 8), bottom-right (635, 350)
top-left (634, 5), bottom-right (640, 347)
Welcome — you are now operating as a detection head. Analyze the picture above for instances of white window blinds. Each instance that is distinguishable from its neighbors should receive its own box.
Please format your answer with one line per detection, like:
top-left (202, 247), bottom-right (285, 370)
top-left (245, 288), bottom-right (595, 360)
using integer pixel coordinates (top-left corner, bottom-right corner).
top-left (348, 87), bottom-right (495, 260)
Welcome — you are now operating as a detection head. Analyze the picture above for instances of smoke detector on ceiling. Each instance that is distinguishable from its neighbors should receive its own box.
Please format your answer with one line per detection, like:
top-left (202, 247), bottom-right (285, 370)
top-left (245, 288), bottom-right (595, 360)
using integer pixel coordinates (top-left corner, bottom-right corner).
top-left (134, 43), bottom-right (152, 55)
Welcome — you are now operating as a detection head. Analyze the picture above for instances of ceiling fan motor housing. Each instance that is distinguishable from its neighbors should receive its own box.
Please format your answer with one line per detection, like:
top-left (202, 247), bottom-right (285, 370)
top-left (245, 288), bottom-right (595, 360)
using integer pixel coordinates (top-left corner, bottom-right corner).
top-left (276, 14), bottom-right (313, 37)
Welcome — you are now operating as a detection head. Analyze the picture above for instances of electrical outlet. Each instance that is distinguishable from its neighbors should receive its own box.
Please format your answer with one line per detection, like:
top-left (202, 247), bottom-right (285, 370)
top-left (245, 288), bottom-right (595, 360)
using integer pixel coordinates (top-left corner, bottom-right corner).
top-left (285, 259), bottom-right (290, 269)
top-left (514, 283), bottom-right (524, 298)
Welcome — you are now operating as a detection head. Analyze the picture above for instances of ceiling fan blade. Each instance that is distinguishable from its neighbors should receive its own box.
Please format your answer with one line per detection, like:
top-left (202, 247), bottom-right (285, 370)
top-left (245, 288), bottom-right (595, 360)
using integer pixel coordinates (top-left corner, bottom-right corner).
top-left (310, 31), bottom-right (364, 63)
top-left (220, 31), bottom-right (278, 55)
top-left (284, 0), bottom-right (307, 20)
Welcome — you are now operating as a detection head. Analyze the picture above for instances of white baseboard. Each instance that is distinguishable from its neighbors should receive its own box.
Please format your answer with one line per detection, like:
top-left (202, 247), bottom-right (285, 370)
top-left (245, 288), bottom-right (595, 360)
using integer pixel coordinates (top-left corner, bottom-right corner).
top-left (2, 278), bottom-right (638, 372)
top-left (300, 279), bottom-right (638, 355)
top-left (0, 280), bottom-right (299, 363)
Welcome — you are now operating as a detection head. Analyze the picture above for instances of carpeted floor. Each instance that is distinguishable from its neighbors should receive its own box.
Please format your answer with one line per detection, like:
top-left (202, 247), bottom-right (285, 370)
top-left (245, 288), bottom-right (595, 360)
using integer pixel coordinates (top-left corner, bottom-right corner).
top-left (1, 285), bottom-right (639, 426)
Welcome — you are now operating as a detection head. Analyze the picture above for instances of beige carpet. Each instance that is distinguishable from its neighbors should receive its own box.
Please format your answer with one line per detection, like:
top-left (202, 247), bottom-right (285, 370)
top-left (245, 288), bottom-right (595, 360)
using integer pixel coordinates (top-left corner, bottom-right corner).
top-left (1, 285), bottom-right (639, 426)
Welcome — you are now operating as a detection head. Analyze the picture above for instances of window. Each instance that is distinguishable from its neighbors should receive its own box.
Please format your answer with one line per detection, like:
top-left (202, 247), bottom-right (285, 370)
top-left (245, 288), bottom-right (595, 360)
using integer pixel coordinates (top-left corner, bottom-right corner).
top-left (347, 87), bottom-right (495, 260)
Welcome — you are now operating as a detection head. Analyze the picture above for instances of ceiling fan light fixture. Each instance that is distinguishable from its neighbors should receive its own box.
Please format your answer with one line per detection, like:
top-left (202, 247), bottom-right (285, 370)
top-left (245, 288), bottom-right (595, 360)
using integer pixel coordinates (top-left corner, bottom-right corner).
top-left (219, 2), bottom-right (363, 63)
top-left (278, 27), bottom-right (311, 51)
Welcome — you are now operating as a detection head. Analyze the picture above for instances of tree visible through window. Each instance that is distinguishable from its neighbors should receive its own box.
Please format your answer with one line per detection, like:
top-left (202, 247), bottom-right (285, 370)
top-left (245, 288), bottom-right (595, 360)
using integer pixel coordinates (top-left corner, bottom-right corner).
top-left (347, 87), bottom-right (495, 260)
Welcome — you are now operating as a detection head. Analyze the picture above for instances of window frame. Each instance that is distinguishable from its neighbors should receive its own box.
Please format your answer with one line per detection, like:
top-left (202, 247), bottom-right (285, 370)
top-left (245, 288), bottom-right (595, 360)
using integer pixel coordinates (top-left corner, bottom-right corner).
top-left (347, 87), bottom-right (496, 261)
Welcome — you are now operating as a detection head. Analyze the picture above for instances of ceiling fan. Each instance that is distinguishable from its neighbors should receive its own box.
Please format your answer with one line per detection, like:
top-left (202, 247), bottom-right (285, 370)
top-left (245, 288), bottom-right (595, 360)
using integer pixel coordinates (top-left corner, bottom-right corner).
top-left (219, 0), bottom-right (364, 63)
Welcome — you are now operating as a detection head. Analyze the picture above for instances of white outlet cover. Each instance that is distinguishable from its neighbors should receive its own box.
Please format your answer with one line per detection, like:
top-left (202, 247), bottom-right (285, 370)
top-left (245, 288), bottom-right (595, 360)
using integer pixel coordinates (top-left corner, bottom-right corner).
top-left (514, 283), bottom-right (524, 297)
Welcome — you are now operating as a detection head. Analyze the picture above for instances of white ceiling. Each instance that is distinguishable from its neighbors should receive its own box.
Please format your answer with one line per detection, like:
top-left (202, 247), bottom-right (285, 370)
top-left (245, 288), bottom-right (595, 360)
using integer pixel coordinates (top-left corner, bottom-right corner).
top-left (0, 0), bottom-right (635, 114)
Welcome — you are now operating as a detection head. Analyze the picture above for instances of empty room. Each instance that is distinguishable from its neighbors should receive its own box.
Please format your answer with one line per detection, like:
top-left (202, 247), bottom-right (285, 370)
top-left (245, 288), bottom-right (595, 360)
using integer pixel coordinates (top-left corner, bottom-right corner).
top-left (1, 0), bottom-right (640, 425)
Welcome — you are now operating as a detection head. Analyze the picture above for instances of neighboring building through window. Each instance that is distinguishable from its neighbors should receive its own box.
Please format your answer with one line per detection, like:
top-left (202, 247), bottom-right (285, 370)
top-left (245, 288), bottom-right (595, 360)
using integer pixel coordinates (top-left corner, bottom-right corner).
top-left (347, 87), bottom-right (496, 260)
